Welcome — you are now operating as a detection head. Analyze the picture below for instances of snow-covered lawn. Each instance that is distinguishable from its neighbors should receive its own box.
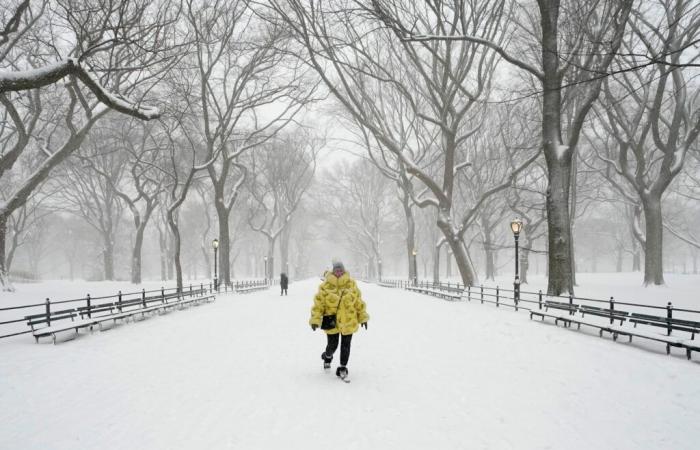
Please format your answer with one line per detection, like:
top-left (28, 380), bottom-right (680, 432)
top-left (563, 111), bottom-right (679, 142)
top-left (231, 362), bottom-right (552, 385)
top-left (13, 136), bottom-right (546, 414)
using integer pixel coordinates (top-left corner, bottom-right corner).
top-left (1, 277), bottom-right (698, 450)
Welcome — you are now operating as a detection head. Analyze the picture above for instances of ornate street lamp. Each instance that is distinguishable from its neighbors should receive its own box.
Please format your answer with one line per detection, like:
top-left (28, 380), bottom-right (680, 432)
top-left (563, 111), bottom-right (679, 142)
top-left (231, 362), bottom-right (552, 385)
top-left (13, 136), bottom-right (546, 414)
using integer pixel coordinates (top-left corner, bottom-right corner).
top-left (264, 256), bottom-right (268, 284)
top-left (378, 259), bottom-right (383, 282)
top-left (510, 219), bottom-right (523, 307)
top-left (212, 238), bottom-right (219, 291)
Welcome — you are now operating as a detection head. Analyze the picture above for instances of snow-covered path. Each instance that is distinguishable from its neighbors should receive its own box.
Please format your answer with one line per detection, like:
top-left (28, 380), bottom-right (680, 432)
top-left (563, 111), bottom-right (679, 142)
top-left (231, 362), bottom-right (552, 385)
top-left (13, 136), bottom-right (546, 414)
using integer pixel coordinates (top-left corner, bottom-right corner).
top-left (1, 279), bottom-right (698, 450)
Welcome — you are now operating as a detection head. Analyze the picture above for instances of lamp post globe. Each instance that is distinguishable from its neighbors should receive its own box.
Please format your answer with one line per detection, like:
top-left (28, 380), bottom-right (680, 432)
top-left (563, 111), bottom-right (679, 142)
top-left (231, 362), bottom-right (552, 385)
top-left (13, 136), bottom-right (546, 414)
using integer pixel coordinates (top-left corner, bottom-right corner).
top-left (510, 219), bottom-right (523, 307)
top-left (212, 238), bottom-right (219, 291)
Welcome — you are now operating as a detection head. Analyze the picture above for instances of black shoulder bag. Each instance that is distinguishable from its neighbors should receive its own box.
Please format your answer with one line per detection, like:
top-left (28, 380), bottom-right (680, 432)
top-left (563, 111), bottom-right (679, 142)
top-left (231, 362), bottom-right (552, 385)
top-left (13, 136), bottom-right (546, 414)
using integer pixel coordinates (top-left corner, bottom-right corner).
top-left (321, 291), bottom-right (343, 330)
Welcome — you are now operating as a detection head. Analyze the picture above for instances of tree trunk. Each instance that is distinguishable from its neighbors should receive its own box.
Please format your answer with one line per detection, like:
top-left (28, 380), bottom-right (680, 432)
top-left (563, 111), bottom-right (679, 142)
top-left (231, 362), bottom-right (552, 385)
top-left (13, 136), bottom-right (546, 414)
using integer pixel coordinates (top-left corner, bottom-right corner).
top-left (267, 237), bottom-right (275, 280)
top-left (131, 224), bottom-right (146, 284)
top-left (0, 213), bottom-right (7, 277)
top-left (520, 245), bottom-right (530, 284)
top-left (544, 157), bottom-right (574, 295)
top-left (616, 245), bottom-right (623, 272)
top-left (103, 235), bottom-right (115, 280)
top-left (158, 226), bottom-right (167, 281)
top-left (401, 191), bottom-right (417, 281)
top-left (215, 202), bottom-right (232, 285)
top-left (446, 249), bottom-right (453, 279)
top-left (483, 237), bottom-right (494, 281)
top-left (167, 210), bottom-right (183, 291)
top-left (438, 216), bottom-right (478, 286)
top-left (366, 255), bottom-right (376, 279)
top-left (432, 242), bottom-right (441, 284)
top-left (166, 231), bottom-right (174, 280)
top-left (569, 154), bottom-right (578, 286)
top-left (642, 195), bottom-right (664, 285)
top-left (541, 0), bottom-right (574, 295)
top-left (280, 225), bottom-right (291, 276)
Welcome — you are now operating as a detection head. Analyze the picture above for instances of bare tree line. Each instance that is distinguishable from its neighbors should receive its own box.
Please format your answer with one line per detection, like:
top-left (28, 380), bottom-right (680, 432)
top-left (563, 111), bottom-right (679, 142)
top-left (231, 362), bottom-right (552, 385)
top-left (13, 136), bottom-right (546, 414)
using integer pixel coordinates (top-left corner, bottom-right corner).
top-left (2, 0), bottom-right (700, 294)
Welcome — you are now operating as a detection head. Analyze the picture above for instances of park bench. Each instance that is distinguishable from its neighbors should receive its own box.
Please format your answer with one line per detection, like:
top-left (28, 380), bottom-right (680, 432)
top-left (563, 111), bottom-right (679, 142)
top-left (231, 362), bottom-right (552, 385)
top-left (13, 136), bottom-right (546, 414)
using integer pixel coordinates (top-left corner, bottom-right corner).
top-left (431, 288), bottom-right (462, 301)
top-left (579, 305), bottom-right (630, 326)
top-left (577, 311), bottom-right (700, 359)
top-left (609, 313), bottom-right (700, 359)
top-left (236, 284), bottom-right (268, 294)
top-left (26, 308), bottom-right (86, 343)
top-left (27, 294), bottom-right (216, 344)
top-left (606, 323), bottom-right (691, 357)
top-left (627, 313), bottom-right (700, 340)
top-left (529, 300), bottom-right (579, 326)
top-left (406, 285), bottom-right (462, 301)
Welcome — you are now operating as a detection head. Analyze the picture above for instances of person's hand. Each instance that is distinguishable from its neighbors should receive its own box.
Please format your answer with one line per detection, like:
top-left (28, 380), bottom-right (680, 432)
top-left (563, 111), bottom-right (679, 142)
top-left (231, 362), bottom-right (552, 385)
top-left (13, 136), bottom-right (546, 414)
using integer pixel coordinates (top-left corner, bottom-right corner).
top-left (361, 322), bottom-right (368, 330)
top-left (311, 324), bottom-right (318, 331)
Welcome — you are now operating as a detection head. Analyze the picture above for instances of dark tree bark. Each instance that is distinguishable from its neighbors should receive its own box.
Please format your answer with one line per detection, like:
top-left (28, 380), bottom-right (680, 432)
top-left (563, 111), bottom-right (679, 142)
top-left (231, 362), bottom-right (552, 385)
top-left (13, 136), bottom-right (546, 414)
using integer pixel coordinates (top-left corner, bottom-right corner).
top-left (642, 194), bottom-right (664, 285)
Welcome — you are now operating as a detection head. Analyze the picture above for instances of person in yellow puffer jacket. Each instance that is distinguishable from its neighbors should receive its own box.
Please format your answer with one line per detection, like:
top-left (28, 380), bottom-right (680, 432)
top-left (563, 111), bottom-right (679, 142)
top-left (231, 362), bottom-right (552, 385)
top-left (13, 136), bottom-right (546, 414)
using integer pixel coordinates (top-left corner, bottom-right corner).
top-left (309, 260), bottom-right (368, 381)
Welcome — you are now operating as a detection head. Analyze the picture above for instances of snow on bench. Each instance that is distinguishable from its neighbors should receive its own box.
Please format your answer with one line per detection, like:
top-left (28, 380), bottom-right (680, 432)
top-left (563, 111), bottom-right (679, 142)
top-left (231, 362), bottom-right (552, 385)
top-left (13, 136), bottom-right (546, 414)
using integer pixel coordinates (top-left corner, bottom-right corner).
top-left (27, 294), bottom-right (216, 344)
top-left (528, 298), bottom-right (700, 360)
top-left (235, 285), bottom-right (268, 294)
top-left (405, 285), bottom-right (462, 301)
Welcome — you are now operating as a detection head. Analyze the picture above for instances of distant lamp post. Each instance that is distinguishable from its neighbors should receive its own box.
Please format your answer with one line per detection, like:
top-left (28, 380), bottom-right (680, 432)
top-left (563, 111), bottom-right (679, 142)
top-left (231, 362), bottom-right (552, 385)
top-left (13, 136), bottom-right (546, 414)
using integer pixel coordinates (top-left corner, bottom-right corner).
top-left (510, 219), bottom-right (523, 306)
top-left (264, 256), bottom-right (268, 284)
top-left (378, 259), bottom-right (383, 282)
top-left (212, 238), bottom-right (219, 291)
top-left (412, 249), bottom-right (418, 286)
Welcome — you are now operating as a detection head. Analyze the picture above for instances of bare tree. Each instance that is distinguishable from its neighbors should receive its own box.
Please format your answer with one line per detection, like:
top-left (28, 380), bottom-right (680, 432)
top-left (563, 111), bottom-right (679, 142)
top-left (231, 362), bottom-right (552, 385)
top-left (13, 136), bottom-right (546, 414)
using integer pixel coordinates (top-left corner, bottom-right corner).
top-left (319, 159), bottom-right (397, 279)
top-left (81, 119), bottom-right (166, 283)
top-left (161, 118), bottom-right (214, 291)
top-left (246, 130), bottom-right (318, 279)
top-left (0, 0), bottom-right (165, 118)
top-left (181, 0), bottom-right (316, 286)
top-left (267, 0), bottom-right (540, 286)
top-left (56, 137), bottom-right (127, 280)
top-left (588, 0), bottom-right (700, 285)
top-left (0, 0), bottom-right (179, 286)
top-left (368, 0), bottom-right (633, 294)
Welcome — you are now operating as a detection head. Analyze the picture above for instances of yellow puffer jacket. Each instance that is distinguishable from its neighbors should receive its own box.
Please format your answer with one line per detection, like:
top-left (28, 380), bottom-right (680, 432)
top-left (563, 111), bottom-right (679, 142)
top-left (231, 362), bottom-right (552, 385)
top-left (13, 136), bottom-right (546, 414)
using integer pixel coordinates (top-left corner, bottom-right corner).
top-left (309, 272), bottom-right (369, 335)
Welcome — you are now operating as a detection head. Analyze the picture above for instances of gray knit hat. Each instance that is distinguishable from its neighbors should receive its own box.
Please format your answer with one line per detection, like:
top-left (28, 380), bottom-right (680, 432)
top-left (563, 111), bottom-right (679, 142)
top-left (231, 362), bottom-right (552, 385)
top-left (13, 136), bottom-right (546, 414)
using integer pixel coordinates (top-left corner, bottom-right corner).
top-left (332, 260), bottom-right (345, 272)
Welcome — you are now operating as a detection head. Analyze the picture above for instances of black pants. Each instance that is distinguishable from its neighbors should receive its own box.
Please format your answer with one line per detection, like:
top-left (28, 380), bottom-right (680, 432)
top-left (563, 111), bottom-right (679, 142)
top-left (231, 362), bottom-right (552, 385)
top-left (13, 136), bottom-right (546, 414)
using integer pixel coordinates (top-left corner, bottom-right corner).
top-left (323, 333), bottom-right (353, 366)
top-left (281, 287), bottom-right (287, 295)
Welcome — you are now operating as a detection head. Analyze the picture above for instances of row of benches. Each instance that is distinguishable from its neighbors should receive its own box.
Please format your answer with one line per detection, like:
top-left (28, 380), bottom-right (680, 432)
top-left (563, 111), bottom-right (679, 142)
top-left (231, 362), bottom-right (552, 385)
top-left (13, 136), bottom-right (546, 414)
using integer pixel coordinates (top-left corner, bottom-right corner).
top-left (529, 300), bottom-right (700, 360)
top-left (26, 292), bottom-right (215, 344)
top-left (405, 285), bottom-right (462, 301)
top-left (397, 283), bottom-right (700, 361)
top-left (235, 284), bottom-right (269, 294)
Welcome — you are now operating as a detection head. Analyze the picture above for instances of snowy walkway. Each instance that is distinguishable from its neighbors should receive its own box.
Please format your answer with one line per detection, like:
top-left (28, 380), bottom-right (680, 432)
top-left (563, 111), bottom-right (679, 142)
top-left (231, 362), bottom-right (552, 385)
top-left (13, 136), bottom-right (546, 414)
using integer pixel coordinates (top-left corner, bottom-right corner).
top-left (1, 279), bottom-right (698, 450)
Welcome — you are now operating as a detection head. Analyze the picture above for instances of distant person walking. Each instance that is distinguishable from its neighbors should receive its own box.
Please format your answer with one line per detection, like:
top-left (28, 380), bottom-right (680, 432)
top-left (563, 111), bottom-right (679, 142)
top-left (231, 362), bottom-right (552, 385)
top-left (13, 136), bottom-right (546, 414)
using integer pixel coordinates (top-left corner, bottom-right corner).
top-left (309, 260), bottom-right (369, 382)
top-left (280, 272), bottom-right (288, 296)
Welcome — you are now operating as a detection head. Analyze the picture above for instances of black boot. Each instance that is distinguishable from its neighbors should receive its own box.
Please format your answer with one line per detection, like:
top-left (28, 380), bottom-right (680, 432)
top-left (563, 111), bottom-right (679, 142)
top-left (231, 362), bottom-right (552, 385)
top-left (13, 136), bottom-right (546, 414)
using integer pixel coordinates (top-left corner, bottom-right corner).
top-left (336, 366), bottom-right (349, 381)
top-left (321, 352), bottom-right (332, 370)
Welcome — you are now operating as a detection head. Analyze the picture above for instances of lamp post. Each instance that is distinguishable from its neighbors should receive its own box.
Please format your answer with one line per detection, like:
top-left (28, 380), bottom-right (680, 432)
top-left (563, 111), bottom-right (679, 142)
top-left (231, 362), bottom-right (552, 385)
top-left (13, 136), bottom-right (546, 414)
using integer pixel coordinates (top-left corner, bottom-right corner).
top-left (212, 238), bottom-right (219, 291)
top-left (510, 219), bottom-right (523, 306)
top-left (412, 249), bottom-right (418, 286)
top-left (264, 256), bottom-right (268, 284)
top-left (378, 259), bottom-right (382, 282)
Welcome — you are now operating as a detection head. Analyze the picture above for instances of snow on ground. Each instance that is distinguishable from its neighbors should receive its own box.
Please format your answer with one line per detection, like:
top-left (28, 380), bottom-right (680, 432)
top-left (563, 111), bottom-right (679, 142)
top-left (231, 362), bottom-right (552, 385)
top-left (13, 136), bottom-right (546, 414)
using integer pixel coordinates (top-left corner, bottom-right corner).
top-left (1, 277), bottom-right (698, 450)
